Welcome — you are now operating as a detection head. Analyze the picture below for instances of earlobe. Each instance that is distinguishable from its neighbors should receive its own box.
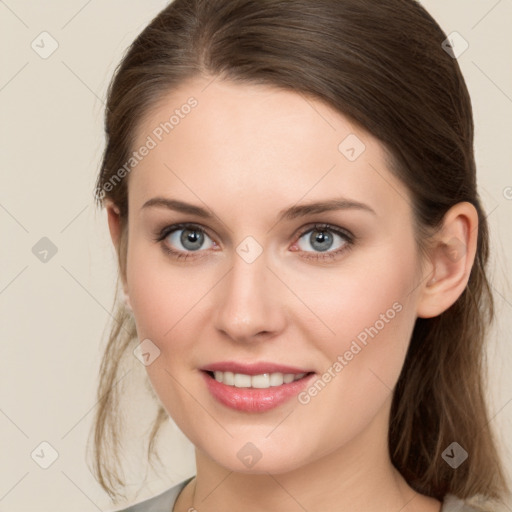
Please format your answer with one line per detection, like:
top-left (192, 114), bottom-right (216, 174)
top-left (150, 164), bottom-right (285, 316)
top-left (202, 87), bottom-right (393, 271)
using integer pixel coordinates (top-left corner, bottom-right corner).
top-left (121, 289), bottom-right (133, 312)
top-left (416, 202), bottom-right (478, 319)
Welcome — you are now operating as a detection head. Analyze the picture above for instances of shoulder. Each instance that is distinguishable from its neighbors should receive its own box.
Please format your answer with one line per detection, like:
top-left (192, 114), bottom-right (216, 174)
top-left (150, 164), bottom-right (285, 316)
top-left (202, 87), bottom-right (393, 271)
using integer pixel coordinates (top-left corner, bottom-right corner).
top-left (110, 476), bottom-right (194, 512)
top-left (441, 494), bottom-right (511, 512)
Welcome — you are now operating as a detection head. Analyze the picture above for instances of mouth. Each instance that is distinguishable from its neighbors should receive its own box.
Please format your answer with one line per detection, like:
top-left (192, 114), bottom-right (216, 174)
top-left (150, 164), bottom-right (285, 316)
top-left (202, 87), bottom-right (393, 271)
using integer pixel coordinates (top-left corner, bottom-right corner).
top-left (200, 367), bottom-right (316, 413)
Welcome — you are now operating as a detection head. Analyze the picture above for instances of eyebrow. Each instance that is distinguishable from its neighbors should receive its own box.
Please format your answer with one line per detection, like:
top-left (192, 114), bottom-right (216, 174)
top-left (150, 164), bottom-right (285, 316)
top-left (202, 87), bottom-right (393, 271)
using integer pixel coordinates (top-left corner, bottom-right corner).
top-left (141, 197), bottom-right (377, 221)
top-left (141, 196), bottom-right (376, 221)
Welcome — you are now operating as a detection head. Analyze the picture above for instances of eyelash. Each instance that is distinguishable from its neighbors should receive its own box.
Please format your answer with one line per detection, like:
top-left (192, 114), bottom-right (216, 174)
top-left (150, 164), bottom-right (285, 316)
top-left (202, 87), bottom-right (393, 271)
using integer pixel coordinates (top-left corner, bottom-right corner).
top-left (154, 222), bottom-right (355, 262)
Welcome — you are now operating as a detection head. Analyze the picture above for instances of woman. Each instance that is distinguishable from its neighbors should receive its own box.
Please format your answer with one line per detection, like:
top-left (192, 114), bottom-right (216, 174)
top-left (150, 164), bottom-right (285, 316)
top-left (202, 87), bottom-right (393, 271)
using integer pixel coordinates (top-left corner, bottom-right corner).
top-left (91, 0), bottom-right (510, 510)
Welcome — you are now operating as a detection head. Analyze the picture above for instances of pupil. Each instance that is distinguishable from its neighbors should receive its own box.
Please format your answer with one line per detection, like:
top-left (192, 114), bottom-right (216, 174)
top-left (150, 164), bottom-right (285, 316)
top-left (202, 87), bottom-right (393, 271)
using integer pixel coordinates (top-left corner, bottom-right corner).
top-left (181, 228), bottom-right (204, 251)
top-left (311, 230), bottom-right (332, 252)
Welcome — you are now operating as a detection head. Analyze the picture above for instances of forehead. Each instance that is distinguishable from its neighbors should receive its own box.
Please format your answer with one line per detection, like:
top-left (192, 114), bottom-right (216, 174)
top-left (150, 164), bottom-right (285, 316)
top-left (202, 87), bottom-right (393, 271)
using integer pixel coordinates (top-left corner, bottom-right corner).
top-left (128, 76), bottom-right (410, 220)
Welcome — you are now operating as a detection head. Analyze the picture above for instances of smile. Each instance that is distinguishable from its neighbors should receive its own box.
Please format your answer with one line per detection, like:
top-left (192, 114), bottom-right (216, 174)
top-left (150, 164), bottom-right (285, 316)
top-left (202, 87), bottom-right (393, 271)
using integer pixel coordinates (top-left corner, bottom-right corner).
top-left (209, 370), bottom-right (308, 388)
top-left (201, 369), bottom-right (315, 413)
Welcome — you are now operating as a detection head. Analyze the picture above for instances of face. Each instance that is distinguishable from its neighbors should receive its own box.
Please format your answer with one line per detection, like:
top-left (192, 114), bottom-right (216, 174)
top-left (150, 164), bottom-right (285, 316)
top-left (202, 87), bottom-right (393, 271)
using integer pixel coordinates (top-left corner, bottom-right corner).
top-left (120, 76), bottom-right (427, 474)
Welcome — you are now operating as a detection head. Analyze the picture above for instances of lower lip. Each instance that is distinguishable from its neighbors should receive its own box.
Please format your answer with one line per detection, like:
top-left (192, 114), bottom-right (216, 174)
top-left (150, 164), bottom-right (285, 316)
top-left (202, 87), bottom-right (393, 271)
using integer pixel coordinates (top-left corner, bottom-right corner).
top-left (201, 371), bottom-right (316, 413)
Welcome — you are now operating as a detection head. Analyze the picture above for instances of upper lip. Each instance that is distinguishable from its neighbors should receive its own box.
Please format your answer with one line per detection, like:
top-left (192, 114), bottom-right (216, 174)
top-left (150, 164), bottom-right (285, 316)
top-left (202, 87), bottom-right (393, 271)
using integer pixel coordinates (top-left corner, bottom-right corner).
top-left (200, 361), bottom-right (314, 375)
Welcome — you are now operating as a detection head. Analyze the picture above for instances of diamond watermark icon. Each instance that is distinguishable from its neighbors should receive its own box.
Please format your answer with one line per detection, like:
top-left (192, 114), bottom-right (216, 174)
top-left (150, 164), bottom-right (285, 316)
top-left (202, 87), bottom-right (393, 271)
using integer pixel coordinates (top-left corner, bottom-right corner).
top-left (444, 237), bottom-right (466, 263)
top-left (31, 31), bottom-right (59, 59)
top-left (442, 442), bottom-right (468, 469)
top-left (133, 338), bottom-right (161, 366)
top-left (338, 134), bottom-right (366, 162)
top-left (442, 32), bottom-right (469, 59)
top-left (237, 442), bottom-right (262, 468)
top-left (32, 237), bottom-right (58, 263)
top-left (31, 441), bottom-right (59, 469)
top-left (236, 236), bottom-right (263, 264)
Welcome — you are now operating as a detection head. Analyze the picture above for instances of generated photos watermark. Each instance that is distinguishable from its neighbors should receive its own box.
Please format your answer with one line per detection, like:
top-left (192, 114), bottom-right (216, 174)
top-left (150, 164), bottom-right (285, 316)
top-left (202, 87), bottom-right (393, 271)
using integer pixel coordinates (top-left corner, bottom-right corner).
top-left (96, 96), bottom-right (198, 201)
top-left (298, 301), bottom-right (403, 405)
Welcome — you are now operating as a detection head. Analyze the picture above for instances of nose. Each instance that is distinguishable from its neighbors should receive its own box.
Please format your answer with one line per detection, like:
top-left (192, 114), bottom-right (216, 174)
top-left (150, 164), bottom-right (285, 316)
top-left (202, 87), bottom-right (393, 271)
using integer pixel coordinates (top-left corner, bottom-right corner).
top-left (213, 247), bottom-right (287, 344)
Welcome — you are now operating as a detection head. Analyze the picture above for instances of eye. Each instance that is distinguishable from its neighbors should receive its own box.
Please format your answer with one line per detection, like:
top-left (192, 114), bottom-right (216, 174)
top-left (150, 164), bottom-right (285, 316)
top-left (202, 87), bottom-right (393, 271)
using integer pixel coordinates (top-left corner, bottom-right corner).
top-left (292, 223), bottom-right (354, 260)
top-left (154, 222), bottom-right (354, 262)
top-left (155, 223), bottom-right (217, 260)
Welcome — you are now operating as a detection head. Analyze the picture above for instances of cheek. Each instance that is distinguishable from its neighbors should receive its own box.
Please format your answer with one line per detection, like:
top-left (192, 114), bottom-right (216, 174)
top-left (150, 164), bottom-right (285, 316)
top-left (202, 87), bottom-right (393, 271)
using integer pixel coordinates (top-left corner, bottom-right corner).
top-left (324, 289), bottom-right (419, 427)
top-left (126, 239), bottom-right (205, 341)
top-left (125, 243), bottom-right (200, 420)
top-left (294, 242), bottom-right (420, 401)
top-left (298, 241), bottom-right (418, 345)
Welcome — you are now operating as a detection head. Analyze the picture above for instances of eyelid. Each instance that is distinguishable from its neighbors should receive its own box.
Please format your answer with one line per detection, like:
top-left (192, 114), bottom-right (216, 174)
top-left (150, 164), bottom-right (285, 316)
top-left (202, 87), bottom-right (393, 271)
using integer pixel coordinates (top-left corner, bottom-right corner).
top-left (155, 222), bottom-right (215, 242)
top-left (294, 222), bottom-right (354, 243)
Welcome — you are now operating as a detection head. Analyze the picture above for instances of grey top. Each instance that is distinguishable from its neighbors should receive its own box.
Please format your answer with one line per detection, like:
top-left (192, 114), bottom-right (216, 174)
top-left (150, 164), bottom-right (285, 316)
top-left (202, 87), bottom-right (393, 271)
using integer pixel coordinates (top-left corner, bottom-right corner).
top-left (112, 477), bottom-right (194, 512)
top-left (111, 477), bottom-right (505, 512)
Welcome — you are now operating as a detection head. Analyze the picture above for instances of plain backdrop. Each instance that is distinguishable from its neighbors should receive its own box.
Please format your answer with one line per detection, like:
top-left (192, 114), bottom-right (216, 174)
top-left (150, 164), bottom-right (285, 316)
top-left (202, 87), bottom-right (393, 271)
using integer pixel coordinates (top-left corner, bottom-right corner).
top-left (1, 1), bottom-right (511, 510)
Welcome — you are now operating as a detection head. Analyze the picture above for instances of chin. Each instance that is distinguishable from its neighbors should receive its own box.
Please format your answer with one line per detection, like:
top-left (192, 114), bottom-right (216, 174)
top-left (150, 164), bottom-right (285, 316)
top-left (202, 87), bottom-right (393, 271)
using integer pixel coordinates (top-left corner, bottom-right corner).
top-left (197, 435), bottom-right (315, 475)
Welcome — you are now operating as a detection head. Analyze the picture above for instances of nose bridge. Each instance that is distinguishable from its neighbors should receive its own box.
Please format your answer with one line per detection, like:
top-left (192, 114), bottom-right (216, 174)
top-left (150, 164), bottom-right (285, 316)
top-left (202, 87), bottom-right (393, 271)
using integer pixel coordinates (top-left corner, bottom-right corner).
top-left (213, 242), bottom-right (284, 341)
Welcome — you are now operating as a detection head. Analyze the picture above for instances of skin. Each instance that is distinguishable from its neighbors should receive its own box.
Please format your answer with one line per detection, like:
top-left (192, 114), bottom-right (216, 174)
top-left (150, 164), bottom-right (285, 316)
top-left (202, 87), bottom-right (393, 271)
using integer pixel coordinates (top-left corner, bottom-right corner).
top-left (106, 75), bottom-right (478, 512)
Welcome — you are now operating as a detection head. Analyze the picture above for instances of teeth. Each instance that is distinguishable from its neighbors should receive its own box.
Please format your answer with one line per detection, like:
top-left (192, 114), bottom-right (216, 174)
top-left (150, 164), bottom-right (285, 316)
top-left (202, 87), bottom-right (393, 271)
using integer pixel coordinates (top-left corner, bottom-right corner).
top-left (211, 371), bottom-right (307, 388)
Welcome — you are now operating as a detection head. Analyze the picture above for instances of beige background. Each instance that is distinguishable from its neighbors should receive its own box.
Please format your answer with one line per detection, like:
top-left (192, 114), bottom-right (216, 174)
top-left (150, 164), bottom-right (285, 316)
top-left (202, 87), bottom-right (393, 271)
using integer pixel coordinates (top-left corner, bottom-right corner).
top-left (1, 1), bottom-right (511, 510)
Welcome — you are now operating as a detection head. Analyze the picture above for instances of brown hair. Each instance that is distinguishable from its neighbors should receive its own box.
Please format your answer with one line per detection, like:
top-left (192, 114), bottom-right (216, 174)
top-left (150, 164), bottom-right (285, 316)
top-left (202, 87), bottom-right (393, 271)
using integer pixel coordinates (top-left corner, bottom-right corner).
top-left (91, 0), bottom-right (509, 504)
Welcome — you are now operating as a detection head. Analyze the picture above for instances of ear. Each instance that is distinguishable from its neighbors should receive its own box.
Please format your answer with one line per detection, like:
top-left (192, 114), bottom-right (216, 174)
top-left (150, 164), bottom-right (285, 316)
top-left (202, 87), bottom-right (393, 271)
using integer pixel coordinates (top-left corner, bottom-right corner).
top-left (105, 200), bottom-right (131, 309)
top-left (105, 199), bottom-right (122, 253)
top-left (416, 201), bottom-right (478, 319)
